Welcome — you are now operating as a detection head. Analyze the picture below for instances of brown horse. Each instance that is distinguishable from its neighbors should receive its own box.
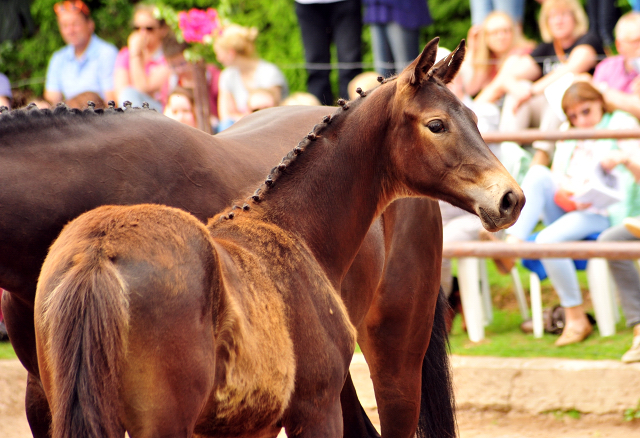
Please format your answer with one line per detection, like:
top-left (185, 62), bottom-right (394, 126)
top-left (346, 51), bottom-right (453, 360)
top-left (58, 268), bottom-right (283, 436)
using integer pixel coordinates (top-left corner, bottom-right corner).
top-left (4, 98), bottom-right (442, 438)
top-left (33, 39), bottom-right (523, 437)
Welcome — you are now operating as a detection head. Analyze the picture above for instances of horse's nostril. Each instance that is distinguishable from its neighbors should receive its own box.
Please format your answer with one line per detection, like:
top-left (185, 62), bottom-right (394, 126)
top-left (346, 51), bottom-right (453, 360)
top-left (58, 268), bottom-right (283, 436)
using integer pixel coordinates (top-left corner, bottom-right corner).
top-left (500, 191), bottom-right (515, 213)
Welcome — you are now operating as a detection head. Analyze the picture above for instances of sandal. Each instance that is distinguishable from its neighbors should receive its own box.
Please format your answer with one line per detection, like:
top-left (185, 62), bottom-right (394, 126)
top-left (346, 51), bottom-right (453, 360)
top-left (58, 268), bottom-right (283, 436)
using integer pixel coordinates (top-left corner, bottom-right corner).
top-left (555, 324), bottom-right (592, 347)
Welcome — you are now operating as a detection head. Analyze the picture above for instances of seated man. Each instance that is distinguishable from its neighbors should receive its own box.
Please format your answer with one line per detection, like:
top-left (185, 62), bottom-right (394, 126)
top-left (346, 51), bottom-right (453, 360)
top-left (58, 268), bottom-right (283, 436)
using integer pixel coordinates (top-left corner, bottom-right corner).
top-left (594, 12), bottom-right (640, 119)
top-left (44, 1), bottom-right (118, 105)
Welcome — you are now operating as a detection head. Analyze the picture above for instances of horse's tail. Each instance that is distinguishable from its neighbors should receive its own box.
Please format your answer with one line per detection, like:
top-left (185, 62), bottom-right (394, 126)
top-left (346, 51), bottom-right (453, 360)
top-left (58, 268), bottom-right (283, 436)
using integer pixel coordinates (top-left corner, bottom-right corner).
top-left (416, 286), bottom-right (458, 438)
top-left (41, 251), bottom-right (128, 438)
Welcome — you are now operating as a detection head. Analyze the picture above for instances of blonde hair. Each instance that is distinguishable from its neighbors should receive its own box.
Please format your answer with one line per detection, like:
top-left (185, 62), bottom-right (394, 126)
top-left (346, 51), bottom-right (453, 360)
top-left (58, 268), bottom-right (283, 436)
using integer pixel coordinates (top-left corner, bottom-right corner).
top-left (281, 92), bottom-right (321, 106)
top-left (614, 12), bottom-right (640, 41)
top-left (473, 11), bottom-right (524, 77)
top-left (131, 3), bottom-right (164, 27)
top-left (347, 71), bottom-right (381, 100)
top-left (215, 24), bottom-right (258, 58)
top-left (539, 0), bottom-right (588, 43)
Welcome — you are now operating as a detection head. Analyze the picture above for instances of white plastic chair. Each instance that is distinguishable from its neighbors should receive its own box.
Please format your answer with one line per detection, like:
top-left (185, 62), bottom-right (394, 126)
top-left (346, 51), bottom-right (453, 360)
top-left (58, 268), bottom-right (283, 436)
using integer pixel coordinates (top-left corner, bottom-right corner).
top-left (457, 258), bottom-right (529, 342)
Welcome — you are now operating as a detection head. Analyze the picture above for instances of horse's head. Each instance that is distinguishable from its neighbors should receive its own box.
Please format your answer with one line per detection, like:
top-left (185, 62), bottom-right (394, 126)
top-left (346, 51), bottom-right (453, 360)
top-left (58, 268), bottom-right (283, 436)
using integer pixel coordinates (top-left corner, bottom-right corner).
top-left (387, 37), bottom-right (524, 231)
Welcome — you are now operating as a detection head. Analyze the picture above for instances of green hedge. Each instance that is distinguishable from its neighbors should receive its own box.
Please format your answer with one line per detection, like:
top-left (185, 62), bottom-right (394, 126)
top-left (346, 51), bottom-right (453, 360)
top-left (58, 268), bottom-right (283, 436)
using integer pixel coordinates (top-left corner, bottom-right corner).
top-left (11, 1), bottom-right (631, 103)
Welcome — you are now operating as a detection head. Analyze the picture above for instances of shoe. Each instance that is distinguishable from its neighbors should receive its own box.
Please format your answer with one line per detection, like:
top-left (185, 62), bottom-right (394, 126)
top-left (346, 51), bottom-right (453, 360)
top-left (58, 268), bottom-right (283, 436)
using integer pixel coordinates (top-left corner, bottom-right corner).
top-left (478, 229), bottom-right (515, 274)
top-left (623, 217), bottom-right (640, 239)
top-left (622, 335), bottom-right (640, 363)
top-left (555, 324), bottom-right (593, 347)
top-left (520, 318), bottom-right (533, 334)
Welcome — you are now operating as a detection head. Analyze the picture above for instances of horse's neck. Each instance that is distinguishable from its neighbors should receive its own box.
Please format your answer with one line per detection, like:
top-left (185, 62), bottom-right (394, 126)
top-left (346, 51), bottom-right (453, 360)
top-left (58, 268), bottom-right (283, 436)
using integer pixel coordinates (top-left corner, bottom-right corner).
top-left (251, 94), bottom-right (393, 285)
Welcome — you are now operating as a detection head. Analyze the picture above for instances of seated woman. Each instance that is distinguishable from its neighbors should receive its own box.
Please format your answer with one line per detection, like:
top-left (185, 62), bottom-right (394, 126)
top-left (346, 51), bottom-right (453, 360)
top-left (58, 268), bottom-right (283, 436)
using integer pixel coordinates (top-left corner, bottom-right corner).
top-left (480, 0), bottom-right (605, 166)
top-left (463, 11), bottom-right (533, 101)
top-left (214, 24), bottom-right (288, 131)
top-left (163, 87), bottom-right (197, 129)
top-left (506, 81), bottom-right (640, 346)
top-left (114, 4), bottom-right (169, 111)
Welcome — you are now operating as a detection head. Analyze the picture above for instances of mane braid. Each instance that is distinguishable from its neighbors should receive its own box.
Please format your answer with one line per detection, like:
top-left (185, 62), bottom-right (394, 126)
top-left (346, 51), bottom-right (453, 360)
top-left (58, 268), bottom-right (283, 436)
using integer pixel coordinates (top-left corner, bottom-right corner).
top-left (217, 91), bottom-right (377, 222)
top-left (0, 102), bottom-right (155, 137)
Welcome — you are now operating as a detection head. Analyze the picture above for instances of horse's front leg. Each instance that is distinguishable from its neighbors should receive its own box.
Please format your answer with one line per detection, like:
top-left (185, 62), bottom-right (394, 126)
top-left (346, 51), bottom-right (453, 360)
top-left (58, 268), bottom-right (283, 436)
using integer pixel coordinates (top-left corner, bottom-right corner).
top-left (358, 198), bottom-right (447, 438)
top-left (358, 279), bottom-right (437, 438)
top-left (2, 291), bottom-right (52, 438)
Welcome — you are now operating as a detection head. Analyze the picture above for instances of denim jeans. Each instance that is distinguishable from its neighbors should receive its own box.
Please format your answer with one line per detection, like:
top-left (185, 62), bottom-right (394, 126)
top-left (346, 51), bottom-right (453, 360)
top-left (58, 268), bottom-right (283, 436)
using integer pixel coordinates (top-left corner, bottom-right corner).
top-left (370, 22), bottom-right (420, 78)
top-left (470, 0), bottom-right (525, 25)
top-left (507, 165), bottom-right (610, 307)
top-left (598, 224), bottom-right (640, 327)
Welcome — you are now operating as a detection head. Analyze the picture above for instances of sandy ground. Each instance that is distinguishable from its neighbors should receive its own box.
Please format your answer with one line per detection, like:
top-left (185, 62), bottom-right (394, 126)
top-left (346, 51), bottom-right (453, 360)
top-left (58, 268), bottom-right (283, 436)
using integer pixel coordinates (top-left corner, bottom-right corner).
top-left (1, 355), bottom-right (637, 437)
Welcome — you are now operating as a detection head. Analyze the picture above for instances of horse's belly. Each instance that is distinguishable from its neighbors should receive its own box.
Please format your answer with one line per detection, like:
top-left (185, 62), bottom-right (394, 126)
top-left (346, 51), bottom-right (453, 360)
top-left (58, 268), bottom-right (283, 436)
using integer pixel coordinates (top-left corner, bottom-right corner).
top-left (194, 384), bottom-right (288, 436)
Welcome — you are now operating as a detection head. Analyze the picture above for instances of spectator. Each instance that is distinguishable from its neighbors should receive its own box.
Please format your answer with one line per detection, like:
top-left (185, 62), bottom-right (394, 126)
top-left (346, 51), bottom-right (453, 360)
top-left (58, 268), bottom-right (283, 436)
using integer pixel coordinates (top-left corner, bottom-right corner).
top-left (598, 217), bottom-right (640, 363)
top-left (281, 91), bottom-right (321, 106)
top-left (44, 1), bottom-right (118, 105)
top-left (214, 23), bottom-right (288, 131)
top-left (160, 33), bottom-right (220, 131)
top-left (593, 12), bottom-right (640, 120)
top-left (247, 88), bottom-right (278, 113)
top-left (469, 0), bottom-right (525, 27)
top-left (163, 87), bottom-right (197, 128)
top-left (114, 4), bottom-right (170, 111)
top-left (363, 0), bottom-right (432, 78)
top-left (0, 73), bottom-right (12, 109)
top-left (505, 81), bottom-right (640, 346)
top-left (65, 91), bottom-right (106, 109)
top-left (487, 0), bottom-right (605, 167)
top-left (586, 0), bottom-right (618, 49)
top-left (295, 0), bottom-right (362, 104)
top-left (465, 11), bottom-right (534, 101)
top-left (347, 71), bottom-right (382, 100)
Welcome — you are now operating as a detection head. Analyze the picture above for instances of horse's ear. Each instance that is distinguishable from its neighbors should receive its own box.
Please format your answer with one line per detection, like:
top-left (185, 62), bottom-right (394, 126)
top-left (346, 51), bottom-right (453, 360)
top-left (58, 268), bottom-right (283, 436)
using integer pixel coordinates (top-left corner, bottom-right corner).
top-left (432, 39), bottom-right (466, 84)
top-left (408, 37), bottom-right (440, 86)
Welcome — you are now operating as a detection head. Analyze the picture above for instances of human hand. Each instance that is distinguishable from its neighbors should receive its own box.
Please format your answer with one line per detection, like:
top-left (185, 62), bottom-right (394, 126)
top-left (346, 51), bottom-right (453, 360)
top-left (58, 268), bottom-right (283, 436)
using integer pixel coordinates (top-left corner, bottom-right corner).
top-left (512, 80), bottom-right (533, 113)
top-left (575, 201), bottom-right (593, 210)
top-left (128, 31), bottom-right (147, 58)
top-left (600, 150), bottom-right (628, 171)
top-left (467, 25), bottom-right (481, 51)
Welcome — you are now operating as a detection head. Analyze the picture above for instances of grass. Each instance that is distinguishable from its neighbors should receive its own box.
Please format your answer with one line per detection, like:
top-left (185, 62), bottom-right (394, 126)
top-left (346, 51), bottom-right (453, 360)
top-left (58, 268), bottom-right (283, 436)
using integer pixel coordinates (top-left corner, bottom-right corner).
top-left (448, 259), bottom-right (634, 361)
top-left (0, 259), bottom-right (634, 362)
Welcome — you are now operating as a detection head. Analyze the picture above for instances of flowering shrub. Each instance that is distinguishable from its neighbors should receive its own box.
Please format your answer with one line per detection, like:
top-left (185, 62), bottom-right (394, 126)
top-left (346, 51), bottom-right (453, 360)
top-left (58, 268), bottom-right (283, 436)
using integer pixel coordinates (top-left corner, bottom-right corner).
top-left (178, 8), bottom-right (221, 44)
top-left (155, 4), bottom-right (222, 63)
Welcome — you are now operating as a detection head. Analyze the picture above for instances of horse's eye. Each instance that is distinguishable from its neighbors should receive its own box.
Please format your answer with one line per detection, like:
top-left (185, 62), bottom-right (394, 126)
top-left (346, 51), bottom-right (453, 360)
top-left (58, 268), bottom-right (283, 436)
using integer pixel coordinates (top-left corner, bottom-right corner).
top-left (426, 120), bottom-right (446, 133)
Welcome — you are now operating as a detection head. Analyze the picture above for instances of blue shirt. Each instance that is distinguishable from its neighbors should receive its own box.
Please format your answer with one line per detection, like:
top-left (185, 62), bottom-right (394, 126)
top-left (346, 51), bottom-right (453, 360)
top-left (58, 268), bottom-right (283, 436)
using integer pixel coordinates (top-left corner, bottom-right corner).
top-left (0, 73), bottom-right (11, 98)
top-left (45, 34), bottom-right (118, 100)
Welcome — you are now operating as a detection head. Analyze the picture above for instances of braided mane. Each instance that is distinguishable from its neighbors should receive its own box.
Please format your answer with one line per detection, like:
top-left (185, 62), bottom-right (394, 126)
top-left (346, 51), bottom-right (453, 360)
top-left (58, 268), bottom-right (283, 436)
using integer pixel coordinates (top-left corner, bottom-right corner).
top-left (0, 101), bottom-right (153, 139)
top-left (217, 77), bottom-right (398, 222)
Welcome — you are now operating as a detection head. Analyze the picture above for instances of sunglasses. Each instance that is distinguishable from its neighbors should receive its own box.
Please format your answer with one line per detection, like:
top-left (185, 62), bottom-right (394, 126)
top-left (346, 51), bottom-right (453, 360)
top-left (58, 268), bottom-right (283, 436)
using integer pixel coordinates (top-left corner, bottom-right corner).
top-left (54, 0), bottom-right (90, 17)
top-left (133, 25), bottom-right (159, 32)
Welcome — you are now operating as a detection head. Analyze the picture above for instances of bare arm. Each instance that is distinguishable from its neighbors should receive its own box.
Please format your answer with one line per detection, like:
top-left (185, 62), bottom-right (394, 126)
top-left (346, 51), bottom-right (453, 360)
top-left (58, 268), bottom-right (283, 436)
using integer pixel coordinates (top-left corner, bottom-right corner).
top-left (602, 88), bottom-right (640, 120)
top-left (474, 54), bottom-right (540, 103)
top-left (530, 45), bottom-right (599, 95)
top-left (44, 89), bottom-right (63, 105)
top-left (217, 88), bottom-right (244, 121)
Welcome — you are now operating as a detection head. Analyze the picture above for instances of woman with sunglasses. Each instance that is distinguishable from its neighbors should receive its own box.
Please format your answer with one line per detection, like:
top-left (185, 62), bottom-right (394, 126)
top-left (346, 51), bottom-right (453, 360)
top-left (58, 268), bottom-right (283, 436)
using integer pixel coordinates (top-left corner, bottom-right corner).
top-left (114, 4), bottom-right (170, 111)
top-left (505, 81), bottom-right (640, 346)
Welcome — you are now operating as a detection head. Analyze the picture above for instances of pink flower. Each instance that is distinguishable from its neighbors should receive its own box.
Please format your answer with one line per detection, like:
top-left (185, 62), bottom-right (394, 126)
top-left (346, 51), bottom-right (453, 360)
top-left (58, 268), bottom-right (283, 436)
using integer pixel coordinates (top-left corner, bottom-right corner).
top-left (178, 8), bottom-right (220, 43)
